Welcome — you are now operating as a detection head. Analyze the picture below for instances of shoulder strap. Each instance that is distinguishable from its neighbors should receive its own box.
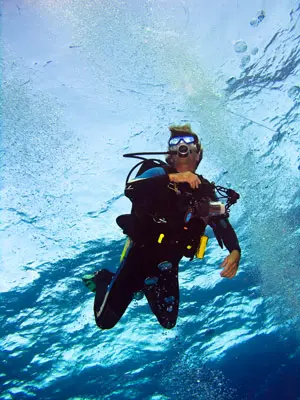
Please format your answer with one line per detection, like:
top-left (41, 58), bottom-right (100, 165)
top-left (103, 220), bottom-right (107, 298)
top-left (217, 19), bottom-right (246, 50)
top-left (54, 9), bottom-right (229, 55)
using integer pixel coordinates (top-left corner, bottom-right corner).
top-left (135, 159), bottom-right (168, 177)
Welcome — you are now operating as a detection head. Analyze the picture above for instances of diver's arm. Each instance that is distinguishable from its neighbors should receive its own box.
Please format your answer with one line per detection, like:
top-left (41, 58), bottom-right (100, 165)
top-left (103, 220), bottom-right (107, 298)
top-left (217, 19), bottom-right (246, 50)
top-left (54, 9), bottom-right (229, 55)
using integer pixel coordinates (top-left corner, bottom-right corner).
top-left (207, 184), bottom-right (241, 254)
top-left (209, 216), bottom-right (241, 279)
top-left (219, 249), bottom-right (240, 279)
top-left (125, 167), bottom-right (170, 201)
top-left (125, 168), bottom-right (203, 202)
top-left (169, 171), bottom-right (201, 189)
top-left (210, 217), bottom-right (241, 254)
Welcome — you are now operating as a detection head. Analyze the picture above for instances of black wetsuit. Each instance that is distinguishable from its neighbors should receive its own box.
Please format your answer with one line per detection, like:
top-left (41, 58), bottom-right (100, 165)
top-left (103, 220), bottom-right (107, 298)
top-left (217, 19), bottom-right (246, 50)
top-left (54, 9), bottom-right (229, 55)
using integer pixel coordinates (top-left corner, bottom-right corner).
top-left (94, 164), bottom-right (241, 330)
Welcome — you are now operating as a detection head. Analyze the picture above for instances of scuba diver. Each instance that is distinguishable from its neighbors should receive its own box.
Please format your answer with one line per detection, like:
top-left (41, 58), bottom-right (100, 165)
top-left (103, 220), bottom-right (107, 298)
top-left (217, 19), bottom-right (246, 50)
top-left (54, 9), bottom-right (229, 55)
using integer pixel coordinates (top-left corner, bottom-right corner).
top-left (83, 124), bottom-right (241, 330)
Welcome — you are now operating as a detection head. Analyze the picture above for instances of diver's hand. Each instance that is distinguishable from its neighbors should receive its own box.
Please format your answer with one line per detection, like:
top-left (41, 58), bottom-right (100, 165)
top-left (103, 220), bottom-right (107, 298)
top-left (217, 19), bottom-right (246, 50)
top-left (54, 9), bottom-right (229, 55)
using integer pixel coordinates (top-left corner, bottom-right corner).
top-left (219, 250), bottom-right (240, 279)
top-left (169, 172), bottom-right (201, 189)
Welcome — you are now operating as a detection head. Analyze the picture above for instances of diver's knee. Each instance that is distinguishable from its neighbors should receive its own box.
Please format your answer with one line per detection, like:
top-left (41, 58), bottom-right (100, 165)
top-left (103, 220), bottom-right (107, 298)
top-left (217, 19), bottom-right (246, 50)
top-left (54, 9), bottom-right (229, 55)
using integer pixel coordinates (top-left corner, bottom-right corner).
top-left (95, 317), bottom-right (117, 330)
top-left (95, 307), bottom-right (119, 330)
top-left (96, 322), bottom-right (115, 330)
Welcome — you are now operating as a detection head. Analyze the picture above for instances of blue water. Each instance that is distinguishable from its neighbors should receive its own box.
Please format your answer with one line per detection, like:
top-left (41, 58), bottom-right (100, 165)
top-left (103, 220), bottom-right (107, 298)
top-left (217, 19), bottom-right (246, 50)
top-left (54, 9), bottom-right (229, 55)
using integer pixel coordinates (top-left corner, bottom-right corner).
top-left (1, 0), bottom-right (300, 399)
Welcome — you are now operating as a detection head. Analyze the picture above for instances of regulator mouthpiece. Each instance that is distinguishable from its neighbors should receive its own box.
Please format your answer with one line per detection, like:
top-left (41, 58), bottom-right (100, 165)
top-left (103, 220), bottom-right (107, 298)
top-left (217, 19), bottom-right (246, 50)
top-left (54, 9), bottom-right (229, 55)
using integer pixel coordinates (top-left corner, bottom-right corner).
top-left (178, 144), bottom-right (189, 157)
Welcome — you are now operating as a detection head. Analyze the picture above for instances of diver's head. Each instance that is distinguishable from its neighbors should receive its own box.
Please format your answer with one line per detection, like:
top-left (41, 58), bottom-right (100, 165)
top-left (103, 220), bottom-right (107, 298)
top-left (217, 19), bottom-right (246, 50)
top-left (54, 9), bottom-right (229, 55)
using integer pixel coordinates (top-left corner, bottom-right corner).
top-left (166, 124), bottom-right (203, 171)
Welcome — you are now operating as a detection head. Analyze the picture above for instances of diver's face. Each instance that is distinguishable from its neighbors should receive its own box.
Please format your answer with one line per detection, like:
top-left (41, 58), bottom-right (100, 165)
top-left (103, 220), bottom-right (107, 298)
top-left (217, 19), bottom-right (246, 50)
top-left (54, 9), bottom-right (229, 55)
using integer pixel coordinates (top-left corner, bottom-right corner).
top-left (168, 136), bottom-right (200, 171)
top-left (169, 143), bottom-right (200, 172)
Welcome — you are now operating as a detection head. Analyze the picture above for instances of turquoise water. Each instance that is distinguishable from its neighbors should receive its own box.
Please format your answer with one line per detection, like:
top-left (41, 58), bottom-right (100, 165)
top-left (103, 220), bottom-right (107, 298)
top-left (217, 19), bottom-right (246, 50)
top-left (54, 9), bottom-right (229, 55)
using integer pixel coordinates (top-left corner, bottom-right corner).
top-left (1, 0), bottom-right (299, 399)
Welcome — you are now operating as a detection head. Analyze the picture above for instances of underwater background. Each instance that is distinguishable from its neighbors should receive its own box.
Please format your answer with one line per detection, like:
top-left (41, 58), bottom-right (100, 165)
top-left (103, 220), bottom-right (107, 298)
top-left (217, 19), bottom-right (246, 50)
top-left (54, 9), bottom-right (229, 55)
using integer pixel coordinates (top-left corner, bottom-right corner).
top-left (1, 0), bottom-right (299, 399)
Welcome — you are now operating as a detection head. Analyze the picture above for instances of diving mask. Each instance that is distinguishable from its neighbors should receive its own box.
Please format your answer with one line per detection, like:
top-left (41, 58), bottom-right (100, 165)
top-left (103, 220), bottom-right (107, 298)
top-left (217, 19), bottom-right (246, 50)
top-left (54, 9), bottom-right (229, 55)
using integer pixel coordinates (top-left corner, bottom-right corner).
top-left (168, 136), bottom-right (198, 158)
top-left (168, 135), bottom-right (196, 146)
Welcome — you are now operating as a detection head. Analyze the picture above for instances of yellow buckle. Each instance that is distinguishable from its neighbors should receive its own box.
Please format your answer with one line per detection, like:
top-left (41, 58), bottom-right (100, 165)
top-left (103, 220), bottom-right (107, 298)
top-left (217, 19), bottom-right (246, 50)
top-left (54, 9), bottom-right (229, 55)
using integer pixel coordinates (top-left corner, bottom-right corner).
top-left (158, 233), bottom-right (165, 243)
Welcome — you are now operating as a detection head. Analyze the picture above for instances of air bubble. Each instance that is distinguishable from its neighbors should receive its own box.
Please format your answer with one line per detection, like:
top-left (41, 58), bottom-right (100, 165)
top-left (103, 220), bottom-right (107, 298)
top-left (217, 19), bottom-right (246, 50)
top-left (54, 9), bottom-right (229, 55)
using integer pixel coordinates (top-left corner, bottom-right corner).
top-left (240, 55), bottom-right (251, 67)
top-left (233, 40), bottom-right (247, 53)
top-left (287, 86), bottom-right (300, 102)
top-left (250, 10), bottom-right (265, 27)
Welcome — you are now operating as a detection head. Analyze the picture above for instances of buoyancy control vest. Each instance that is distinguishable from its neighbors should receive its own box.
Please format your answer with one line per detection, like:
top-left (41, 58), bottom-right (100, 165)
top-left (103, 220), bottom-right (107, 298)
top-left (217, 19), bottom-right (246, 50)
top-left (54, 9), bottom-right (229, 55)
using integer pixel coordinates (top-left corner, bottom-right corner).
top-left (117, 159), bottom-right (217, 258)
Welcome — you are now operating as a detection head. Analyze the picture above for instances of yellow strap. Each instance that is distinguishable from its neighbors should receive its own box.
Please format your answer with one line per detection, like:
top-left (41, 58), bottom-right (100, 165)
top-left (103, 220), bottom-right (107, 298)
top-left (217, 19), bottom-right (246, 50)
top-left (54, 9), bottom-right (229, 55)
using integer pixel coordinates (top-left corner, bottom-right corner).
top-left (120, 237), bottom-right (132, 262)
top-left (196, 235), bottom-right (208, 259)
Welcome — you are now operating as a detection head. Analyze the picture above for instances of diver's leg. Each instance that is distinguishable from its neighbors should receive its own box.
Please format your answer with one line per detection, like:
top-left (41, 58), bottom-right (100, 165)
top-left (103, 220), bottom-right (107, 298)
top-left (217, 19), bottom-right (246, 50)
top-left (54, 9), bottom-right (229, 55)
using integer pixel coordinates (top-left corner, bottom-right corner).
top-left (83, 269), bottom-right (114, 293)
top-left (144, 260), bottom-right (180, 329)
top-left (94, 244), bottom-right (144, 330)
top-left (93, 269), bottom-right (115, 315)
